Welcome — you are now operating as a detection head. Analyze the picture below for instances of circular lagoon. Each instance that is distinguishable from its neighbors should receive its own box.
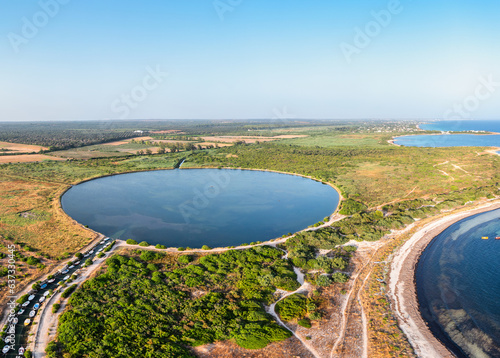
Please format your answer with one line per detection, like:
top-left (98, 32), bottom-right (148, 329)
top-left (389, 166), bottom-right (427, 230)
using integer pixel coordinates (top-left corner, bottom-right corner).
top-left (416, 208), bottom-right (500, 357)
top-left (61, 169), bottom-right (340, 248)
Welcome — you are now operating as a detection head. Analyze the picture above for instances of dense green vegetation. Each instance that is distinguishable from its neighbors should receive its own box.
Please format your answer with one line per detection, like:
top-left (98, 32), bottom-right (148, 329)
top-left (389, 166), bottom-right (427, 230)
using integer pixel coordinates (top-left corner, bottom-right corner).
top-left (54, 247), bottom-right (300, 357)
top-left (275, 294), bottom-right (317, 324)
top-left (339, 199), bottom-right (368, 215)
top-left (0, 121), bottom-right (141, 150)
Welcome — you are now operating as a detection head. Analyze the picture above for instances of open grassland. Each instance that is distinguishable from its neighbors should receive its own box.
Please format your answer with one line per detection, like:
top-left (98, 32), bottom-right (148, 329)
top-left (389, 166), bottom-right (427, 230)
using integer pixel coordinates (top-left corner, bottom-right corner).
top-left (0, 179), bottom-right (95, 257)
top-left (0, 141), bottom-right (48, 153)
top-left (279, 133), bottom-right (391, 147)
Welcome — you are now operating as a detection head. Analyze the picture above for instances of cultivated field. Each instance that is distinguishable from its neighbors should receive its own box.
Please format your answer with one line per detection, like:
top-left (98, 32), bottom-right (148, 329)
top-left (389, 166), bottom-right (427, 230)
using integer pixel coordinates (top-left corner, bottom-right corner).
top-left (200, 135), bottom-right (308, 144)
top-left (0, 141), bottom-right (47, 153)
top-left (0, 154), bottom-right (66, 163)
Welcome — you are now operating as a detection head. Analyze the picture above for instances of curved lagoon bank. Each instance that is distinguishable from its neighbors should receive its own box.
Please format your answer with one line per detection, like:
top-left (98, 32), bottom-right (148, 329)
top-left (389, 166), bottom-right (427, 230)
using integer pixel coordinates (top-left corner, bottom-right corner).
top-left (61, 169), bottom-right (340, 248)
top-left (416, 208), bottom-right (500, 357)
top-left (389, 202), bottom-right (500, 358)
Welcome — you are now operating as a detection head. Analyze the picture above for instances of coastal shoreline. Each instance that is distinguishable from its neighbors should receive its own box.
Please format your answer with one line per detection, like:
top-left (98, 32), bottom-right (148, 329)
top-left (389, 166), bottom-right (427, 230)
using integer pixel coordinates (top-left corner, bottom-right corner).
top-left (388, 200), bottom-right (500, 357)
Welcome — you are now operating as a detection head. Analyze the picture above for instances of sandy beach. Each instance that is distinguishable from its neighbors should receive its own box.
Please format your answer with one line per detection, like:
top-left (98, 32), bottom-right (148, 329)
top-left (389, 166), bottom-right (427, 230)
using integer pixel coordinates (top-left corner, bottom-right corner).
top-left (388, 200), bottom-right (500, 357)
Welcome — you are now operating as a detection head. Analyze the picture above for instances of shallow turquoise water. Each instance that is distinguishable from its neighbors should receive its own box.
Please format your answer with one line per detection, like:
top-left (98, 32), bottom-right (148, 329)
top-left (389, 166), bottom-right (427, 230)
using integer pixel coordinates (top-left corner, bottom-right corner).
top-left (61, 169), bottom-right (339, 248)
top-left (394, 134), bottom-right (500, 147)
top-left (416, 209), bottom-right (500, 357)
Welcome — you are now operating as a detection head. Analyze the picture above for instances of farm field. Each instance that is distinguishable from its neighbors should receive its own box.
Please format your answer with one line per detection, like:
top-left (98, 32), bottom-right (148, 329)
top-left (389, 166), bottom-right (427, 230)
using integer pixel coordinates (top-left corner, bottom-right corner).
top-left (0, 141), bottom-right (47, 153)
top-left (199, 134), bottom-right (308, 144)
top-left (0, 154), bottom-right (66, 163)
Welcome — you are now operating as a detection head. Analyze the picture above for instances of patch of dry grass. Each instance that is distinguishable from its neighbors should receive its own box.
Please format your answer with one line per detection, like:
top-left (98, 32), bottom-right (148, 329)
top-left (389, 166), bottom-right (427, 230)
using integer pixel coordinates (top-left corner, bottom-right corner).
top-left (0, 141), bottom-right (48, 153)
top-left (0, 154), bottom-right (65, 163)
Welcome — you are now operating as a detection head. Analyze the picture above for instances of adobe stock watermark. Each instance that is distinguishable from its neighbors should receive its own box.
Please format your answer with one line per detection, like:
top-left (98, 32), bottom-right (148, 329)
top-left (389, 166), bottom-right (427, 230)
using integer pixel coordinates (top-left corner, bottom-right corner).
top-left (111, 65), bottom-right (168, 119)
top-left (213, 0), bottom-right (243, 21)
top-left (272, 106), bottom-right (296, 125)
top-left (4, 245), bottom-right (17, 351)
top-left (7, 0), bottom-right (71, 54)
top-left (340, 0), bottom-right (404, 64)
top-left (443, 74), bottom-right (500, 119)
top-left (179, 170), bottom-right (231, 224)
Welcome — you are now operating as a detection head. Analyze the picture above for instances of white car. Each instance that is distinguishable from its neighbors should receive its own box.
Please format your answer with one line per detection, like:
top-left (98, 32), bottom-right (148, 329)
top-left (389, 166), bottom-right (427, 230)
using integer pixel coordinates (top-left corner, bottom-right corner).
top-left (63, 275), bottom-right (70, 280)
top-left (62, 269), bottom-right (69, 274)
top-left (39, 296), bottom-right (45, 303)
top-left (28, 295), bottom-right (35, 301)
top-left (43, 291), bottom-right (50, 297)
top-left (22, 301), bottom-right (30, 307)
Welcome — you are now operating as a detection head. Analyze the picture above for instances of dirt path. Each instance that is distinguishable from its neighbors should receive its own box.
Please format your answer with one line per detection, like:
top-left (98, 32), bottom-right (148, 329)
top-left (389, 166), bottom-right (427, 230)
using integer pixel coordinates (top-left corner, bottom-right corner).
top-left (329, 242), bottom-right (383, 358)
top-left (266, 274), bottom-right (321, 358)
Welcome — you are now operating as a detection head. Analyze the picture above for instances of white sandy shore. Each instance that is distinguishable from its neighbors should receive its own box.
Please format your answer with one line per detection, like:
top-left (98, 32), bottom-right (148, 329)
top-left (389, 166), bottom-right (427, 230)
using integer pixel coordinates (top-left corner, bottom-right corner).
top-left (388, 200), bottom-right (500, 358)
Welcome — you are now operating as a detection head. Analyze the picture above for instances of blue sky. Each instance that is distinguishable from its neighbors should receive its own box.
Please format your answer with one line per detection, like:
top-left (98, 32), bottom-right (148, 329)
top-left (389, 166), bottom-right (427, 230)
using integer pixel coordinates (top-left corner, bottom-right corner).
top-left (1, 0), bottom-right (499, 121)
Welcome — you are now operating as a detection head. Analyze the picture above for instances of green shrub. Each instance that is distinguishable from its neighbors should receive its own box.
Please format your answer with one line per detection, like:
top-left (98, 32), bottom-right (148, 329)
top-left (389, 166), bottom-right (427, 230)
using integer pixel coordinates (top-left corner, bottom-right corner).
top-left (52, 303), bottom-right (61, 313)
top-left (26, 256), bottom-right (40, 266)
top-left (75, 252), bottom-right (83, 259)
top-left (97, 252), bottom-right (104, 258)
top-left (298, 318), bottom-right (311, 328)
top-left (178, 255), bottom-right (193, 265)
top-left (126, 239), bottom-right (138, 245)
top-left (275, 294), bottom-right (307, 321)
top-left (61, 284), bottom-right (77, 299)
top-left (331, 272), bottom-right (349, 283)
top-left (339, 199), bottom-right (367, 215)
top-left (315, 275), bottom-right (333, 287)
top-left (45, 341), bottom-right (59, 358)
top-left (343, 245), bottom-right (357, 252)
top-left (155, 244), bottom-right (166, 249)
top-left (138, 241), bottom-right (150, 247)
top-left (201, 245), bottom-right (211, 250)
top-left (16, 294), bottom-right (28, 304)
top-left (103, 241), bottom-right (116, 252)
top-left (140, 250), bottom-right (163, 262)
top-left (309, 311), bottom-right (322, 320)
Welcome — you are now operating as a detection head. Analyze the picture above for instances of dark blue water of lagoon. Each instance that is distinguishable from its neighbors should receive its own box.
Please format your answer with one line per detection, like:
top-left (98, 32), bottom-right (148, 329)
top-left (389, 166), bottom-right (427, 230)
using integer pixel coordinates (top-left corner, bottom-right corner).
top-left (61, 169), bottom-right (339, 248)
top-left (394, 134), bottom-right (500, 147)
top-left (421, 120), bottom-right (500, 133)
top-left (416, 209), bottom-right (500, 357)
